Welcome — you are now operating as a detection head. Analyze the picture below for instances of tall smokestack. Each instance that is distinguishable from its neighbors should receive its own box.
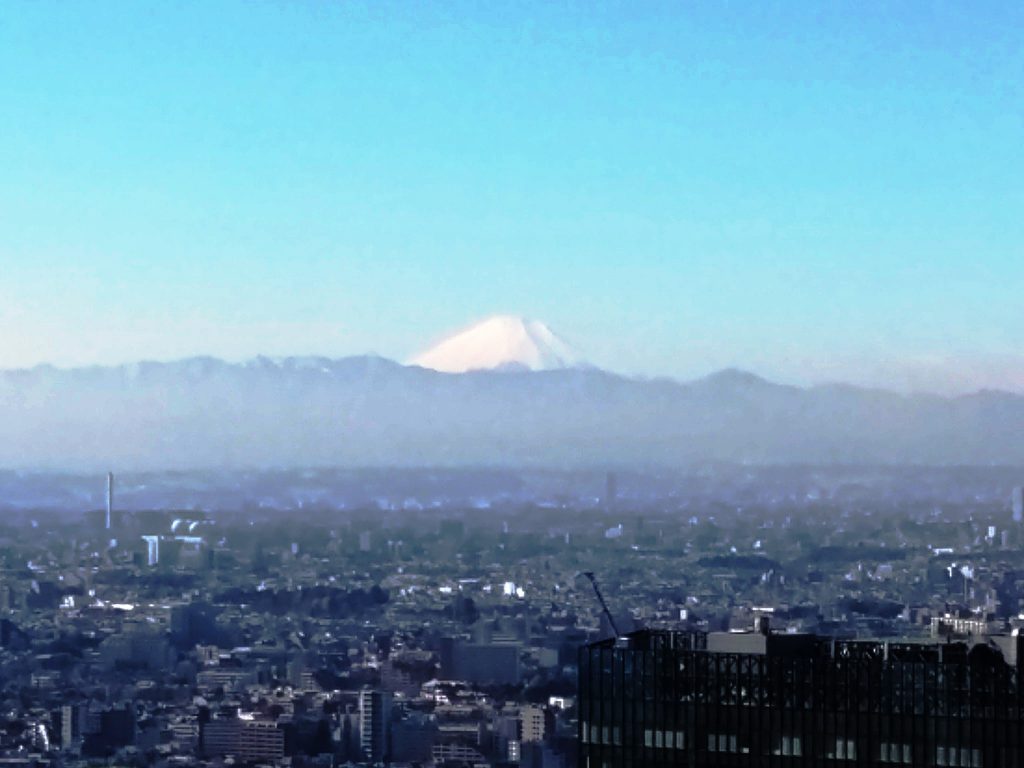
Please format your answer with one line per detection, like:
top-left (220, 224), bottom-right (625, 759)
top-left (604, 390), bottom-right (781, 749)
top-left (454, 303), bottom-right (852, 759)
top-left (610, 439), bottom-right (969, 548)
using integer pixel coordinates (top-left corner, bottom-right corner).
top-left (105, 472), bottom-right (114, 530)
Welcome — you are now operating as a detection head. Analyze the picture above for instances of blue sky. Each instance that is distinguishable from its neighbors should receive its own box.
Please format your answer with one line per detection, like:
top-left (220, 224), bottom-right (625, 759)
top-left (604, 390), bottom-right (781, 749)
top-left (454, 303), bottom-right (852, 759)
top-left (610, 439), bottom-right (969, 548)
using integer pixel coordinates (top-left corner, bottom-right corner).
top-left (1, 1), bottom-right (1022, 392)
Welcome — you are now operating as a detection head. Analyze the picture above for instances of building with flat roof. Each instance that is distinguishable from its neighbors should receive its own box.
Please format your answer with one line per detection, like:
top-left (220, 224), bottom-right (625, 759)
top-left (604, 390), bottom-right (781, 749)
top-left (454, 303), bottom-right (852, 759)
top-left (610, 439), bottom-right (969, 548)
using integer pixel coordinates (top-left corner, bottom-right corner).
top-left (201, 717), bottom-right (284, 762)
top-left (440, 637), bottom-right (521, 685)
top-left (580, 626), bottom-right (1024, 767)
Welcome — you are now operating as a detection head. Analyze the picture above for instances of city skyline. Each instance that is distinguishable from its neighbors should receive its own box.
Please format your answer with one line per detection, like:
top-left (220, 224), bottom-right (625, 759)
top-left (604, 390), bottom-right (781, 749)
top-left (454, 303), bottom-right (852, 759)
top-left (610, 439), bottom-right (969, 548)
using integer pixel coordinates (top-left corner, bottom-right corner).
top-left (2, 2), bottom-right (1023, 393)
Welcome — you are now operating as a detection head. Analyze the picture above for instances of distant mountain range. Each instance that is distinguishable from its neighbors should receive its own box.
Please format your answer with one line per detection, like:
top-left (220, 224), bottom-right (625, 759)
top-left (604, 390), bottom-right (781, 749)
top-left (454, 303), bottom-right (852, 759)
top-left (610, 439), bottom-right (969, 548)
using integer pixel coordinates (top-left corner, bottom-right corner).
top-left (2, 355), bottom-right (1023, 470)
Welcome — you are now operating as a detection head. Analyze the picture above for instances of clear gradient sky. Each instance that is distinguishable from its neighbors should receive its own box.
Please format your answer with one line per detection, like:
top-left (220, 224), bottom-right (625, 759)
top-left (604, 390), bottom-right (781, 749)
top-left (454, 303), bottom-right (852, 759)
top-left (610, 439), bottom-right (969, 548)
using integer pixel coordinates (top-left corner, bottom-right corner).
top-left (1, 1), bottom-right (1022, 393)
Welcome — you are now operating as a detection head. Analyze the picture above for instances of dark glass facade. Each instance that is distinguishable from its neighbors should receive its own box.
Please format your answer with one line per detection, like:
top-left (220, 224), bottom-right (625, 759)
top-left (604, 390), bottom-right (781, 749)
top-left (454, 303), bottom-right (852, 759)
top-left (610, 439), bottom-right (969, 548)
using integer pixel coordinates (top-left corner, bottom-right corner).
top-left (579, 629), bottom-right (1024, 767)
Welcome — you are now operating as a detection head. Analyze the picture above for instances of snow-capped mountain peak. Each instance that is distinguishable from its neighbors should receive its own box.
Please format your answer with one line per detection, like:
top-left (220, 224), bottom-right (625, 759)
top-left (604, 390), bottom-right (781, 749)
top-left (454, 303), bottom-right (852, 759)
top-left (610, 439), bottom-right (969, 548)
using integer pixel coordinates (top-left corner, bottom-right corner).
top-left (409, 315), bottom-right (583, 373)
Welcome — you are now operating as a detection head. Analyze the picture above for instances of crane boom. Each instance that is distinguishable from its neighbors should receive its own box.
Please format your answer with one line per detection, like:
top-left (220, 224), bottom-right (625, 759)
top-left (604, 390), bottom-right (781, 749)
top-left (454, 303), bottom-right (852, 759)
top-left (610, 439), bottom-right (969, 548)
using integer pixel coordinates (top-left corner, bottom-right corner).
top-left (582, 571), bottom-right (621, 638)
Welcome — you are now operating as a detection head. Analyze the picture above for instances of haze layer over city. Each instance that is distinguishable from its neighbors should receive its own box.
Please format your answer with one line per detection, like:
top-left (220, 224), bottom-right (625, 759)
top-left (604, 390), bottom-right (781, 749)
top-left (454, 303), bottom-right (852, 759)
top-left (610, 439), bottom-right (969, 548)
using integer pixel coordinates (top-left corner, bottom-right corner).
top-left (1, 3), bottom-right (1023, 768)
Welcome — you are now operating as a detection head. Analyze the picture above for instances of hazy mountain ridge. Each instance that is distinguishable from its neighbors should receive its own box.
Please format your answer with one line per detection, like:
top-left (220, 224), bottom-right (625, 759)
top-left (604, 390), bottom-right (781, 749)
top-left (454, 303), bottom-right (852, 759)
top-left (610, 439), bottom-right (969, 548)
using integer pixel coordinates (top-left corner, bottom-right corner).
top-left (1, 356), bottom-right (1023, 470)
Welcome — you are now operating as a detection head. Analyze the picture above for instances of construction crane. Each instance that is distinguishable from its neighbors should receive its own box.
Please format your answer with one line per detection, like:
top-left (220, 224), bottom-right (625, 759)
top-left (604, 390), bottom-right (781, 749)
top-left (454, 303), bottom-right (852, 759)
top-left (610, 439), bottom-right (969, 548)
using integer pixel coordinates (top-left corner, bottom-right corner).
top-left (580, 571), bottom-right (622, 639)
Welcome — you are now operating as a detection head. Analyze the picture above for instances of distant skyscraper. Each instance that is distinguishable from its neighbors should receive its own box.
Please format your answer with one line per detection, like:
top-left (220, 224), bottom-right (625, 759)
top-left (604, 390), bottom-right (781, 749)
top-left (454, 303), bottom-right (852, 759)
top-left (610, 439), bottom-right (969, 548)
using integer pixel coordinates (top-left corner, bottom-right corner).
top-left (105, 472), bottom-right (114, 530)
top-left (59, 704), bottom-right (84, 749)
top-left (520, 705), bottom-right (547, 743)
top-left (359, 688), bottom-right (391, 763)
top-left (1013, 486), bottom-right (1023, 523)
top-left (142, 535), bottom-right (160, 566)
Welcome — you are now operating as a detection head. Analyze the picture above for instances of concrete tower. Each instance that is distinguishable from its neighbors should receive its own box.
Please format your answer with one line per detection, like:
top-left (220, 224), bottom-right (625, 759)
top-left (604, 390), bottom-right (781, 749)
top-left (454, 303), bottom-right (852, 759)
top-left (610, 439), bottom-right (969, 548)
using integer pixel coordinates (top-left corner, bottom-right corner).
top-left (105, 472), bottom-right (114, 530)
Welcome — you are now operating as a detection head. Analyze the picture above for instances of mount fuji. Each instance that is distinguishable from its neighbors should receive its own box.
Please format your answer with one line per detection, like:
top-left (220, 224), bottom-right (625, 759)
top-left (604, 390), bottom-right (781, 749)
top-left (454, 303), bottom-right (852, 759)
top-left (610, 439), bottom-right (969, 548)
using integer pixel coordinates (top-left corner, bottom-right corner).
top-left (410, 315), bottom-right (583, 373)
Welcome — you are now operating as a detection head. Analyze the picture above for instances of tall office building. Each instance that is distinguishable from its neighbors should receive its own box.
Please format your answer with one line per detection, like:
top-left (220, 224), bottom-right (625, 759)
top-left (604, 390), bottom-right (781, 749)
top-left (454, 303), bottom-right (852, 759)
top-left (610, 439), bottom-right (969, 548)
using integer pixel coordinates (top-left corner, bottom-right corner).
top-left (359, 688), bottom-right (392, 764)
top-left (1013, 486), bottom-right (1023, 524)
top-left (59, 703), bottom-right (86, 750)
top-left (142, 535), bottom-right (160, 567)
top-left (580, 626), bottom-right (1024, 767)
top-left (520, 705), bottom-right (548, 743)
